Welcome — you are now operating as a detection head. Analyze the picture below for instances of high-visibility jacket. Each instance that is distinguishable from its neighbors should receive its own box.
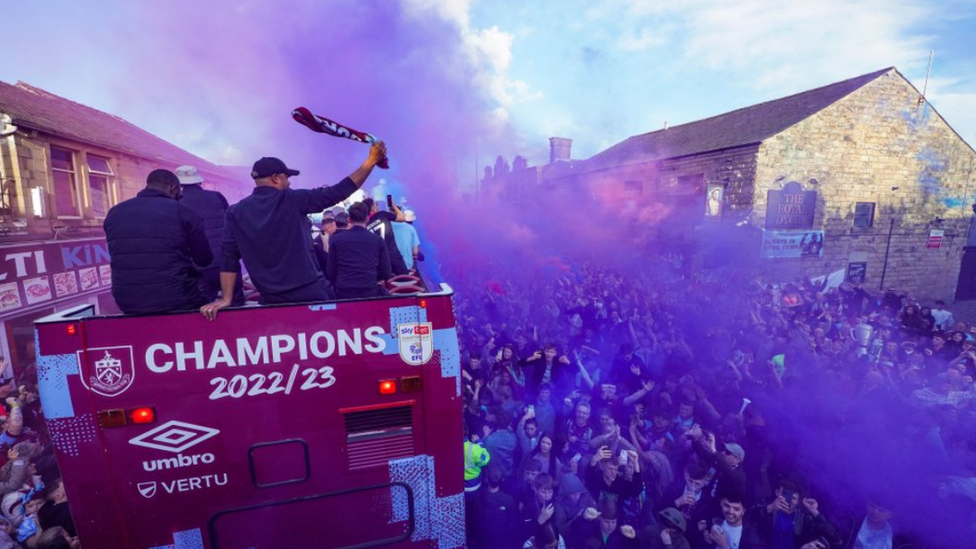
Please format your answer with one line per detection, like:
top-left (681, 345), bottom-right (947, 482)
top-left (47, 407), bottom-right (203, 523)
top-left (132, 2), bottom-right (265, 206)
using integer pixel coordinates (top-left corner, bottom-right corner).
top-left (464, 440), bottom-right (490, 492)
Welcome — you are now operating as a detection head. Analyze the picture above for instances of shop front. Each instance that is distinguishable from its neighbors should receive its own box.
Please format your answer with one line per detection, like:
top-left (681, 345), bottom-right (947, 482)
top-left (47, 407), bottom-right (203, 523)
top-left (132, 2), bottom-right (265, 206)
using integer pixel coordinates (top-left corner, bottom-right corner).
top-left (0, 237), bottom-right (115, 381)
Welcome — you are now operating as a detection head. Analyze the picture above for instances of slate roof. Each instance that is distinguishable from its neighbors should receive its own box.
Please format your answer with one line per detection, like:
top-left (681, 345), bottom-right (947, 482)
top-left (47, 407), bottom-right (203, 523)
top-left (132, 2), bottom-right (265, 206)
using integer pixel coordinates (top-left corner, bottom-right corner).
top-left (585, 67), bottom-right (895, 170)
top-left (0, 80), bottom-right (236, 180)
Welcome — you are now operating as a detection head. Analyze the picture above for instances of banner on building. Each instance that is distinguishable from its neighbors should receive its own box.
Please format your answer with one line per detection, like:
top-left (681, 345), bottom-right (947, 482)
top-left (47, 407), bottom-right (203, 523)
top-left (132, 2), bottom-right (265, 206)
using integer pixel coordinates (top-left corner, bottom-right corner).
top-left (926, 230), bottom-right (944, 249)
top-left (765, 181), bottom-right (817, 229)
top-left (0, 237), bottom-right (110, 319)
top-left (761, 230), bottom-right (824, 259)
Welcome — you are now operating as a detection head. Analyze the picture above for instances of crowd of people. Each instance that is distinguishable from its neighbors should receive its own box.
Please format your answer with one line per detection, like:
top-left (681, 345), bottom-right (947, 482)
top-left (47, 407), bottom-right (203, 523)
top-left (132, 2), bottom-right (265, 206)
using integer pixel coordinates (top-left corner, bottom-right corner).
top-left (452, 259), bottom-right (976, 549)
top-left (0, 361), bottom-right (78, 548)
top-left (14, 136), bottom-right (976, 547)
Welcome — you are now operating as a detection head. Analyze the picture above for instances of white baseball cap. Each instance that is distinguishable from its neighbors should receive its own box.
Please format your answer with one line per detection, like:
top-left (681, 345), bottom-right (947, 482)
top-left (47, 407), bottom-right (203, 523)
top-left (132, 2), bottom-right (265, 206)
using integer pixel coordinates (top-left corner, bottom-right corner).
top-left (175, 165), bottom-right (204, 185)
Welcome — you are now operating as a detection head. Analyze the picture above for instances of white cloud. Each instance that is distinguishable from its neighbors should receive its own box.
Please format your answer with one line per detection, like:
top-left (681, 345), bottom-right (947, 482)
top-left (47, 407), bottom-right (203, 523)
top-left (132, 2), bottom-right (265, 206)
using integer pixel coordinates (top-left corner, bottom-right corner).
top-left (402, 0), bottom-right (540, 114)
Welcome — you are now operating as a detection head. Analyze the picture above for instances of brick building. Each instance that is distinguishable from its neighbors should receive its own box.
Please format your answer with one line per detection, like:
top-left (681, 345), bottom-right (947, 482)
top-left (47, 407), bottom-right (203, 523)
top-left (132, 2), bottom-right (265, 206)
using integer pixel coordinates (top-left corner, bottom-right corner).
top-left (487, 68), bottom-right (976, 301)
top-left (0, 81), bottom-right (249, 375)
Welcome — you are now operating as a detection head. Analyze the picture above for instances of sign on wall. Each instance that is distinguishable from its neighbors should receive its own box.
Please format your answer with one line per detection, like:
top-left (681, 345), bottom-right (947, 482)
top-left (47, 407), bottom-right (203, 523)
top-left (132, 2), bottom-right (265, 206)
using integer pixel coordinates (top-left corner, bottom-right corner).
top-left (705, 183), bottom-right (724, 218)
top-left (765, 181), bottom-right (817, 229)
top-left (761, 230), bottom-right (824, 259)
top-left (926, 229), bottom-right (944, 249)
top-left (847, 262), bottom-right (867, 282)
top-left (0, 237), bottom-right (110, 318)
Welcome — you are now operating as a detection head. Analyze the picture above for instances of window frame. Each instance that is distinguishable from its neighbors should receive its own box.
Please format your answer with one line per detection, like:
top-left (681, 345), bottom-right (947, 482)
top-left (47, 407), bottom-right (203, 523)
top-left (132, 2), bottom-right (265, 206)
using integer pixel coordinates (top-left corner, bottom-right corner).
top-left (85, 153), bottom-right (117, 219)
top-left (853, 202), bottom-right (876, 228)
top-left (49, 146), bottom-right (83, 219)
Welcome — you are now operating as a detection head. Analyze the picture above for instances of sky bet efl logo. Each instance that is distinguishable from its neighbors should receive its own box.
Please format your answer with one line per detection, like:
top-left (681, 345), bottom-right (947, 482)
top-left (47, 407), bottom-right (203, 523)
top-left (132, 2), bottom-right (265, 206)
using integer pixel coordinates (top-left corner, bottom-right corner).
top-left (397, 322), bottom-right (433, 366)
top-left (129, 421), bottom-right (219, 472)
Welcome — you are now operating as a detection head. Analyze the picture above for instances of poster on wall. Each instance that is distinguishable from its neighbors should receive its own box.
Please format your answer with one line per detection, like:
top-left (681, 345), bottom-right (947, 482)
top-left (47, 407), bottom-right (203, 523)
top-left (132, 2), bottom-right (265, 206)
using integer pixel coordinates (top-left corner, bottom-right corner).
top-left (705, 183), bottom-right (724, 218)
top-left (926, 230), bottom-right (944, 249)
top-left (847, 262), bottom-right (867, 283)
top-left (761, 230), bottom-right (825, 258)
top-left (0, 283), bottom-right (22, 312)
top-left (23, 276), bottom-right (52, 305)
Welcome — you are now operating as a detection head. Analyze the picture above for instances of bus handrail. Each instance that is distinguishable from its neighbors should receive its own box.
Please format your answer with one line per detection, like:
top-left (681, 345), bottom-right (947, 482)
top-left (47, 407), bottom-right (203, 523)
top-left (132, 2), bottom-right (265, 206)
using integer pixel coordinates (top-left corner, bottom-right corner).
top-left (34, 304), bottom-right (96, 324)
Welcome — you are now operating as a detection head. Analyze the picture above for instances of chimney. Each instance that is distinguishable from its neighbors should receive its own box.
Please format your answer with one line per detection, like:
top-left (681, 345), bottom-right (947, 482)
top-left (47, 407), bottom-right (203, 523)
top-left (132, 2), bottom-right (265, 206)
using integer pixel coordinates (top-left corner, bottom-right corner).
top-left (549, 137), bottom-right (572, 164)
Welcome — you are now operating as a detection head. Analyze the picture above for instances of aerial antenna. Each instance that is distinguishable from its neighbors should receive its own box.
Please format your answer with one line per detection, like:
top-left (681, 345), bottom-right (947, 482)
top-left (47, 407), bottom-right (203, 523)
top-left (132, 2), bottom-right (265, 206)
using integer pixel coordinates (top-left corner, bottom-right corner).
top-left (918, 50), bottom-right (934, 109)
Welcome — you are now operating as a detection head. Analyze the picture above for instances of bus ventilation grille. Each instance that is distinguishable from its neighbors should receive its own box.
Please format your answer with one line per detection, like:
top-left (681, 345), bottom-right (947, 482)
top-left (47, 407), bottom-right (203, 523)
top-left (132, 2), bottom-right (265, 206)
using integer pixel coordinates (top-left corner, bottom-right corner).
top-left (344, 405), bottom-right (415, 470)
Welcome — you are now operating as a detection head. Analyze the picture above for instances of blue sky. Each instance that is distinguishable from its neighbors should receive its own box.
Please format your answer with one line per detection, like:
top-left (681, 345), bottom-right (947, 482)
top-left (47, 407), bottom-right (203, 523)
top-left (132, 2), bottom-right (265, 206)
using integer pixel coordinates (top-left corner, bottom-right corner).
top-left (0, 0), bottom-right (974, 182)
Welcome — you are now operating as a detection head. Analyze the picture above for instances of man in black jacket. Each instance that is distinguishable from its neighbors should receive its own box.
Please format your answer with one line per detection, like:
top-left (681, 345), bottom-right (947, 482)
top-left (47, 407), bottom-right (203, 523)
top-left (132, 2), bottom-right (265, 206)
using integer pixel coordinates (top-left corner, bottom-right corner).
top-left (327, 201), bottom-right (392, 299)
top-left (175, 165), bottom-right (242, 305)
top-left (104, 169), bottom-right (212, 314)
top-left (201, 141), bottom-right (386, 319)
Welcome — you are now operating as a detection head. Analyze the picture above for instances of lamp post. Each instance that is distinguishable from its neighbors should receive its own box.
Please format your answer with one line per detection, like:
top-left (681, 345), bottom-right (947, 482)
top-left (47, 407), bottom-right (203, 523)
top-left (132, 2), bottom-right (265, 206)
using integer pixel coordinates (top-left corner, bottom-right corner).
top-left (878, 217), bottom-right (895, 291)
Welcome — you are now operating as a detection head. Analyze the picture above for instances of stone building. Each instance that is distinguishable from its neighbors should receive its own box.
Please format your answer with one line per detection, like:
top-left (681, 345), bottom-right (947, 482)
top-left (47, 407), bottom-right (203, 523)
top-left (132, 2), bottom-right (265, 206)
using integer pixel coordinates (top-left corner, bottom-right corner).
top-left (492, 68), bottom-right (976, 300)
top-left (0, 81), bottom-right (249, 375)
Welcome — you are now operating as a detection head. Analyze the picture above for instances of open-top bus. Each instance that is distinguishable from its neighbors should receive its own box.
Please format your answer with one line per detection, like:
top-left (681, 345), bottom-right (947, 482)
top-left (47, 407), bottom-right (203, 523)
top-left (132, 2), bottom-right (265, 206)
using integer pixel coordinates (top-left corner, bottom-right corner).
top-left (34, 280), bottom-right (463, 549)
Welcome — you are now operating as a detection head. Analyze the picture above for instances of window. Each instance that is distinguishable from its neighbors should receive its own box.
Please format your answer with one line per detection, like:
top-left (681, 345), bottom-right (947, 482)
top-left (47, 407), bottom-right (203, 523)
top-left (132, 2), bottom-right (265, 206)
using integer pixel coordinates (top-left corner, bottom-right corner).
top-left (50, 147), bottom-right (80, 217)
top-left (87, 155), bottom-right (115, 217)
top-left (854, 202), bottom-right (875, 228)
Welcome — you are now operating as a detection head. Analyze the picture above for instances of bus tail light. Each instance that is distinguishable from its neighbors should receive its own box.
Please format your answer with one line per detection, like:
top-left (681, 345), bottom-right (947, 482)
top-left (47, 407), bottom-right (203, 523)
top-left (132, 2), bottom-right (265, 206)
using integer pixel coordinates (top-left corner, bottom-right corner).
top-left (129, 407), bottom-right (156, 425)
top-left (98, 407), bottom-right (157, 428)
top-left (378, 380), bottom-right (397, 395)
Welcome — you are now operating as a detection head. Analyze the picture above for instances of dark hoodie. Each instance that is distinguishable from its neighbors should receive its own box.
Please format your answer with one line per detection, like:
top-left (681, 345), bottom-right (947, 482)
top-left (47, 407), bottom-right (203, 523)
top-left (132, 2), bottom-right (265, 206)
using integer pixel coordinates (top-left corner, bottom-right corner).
top-left (554, 473), bottom-right (595, 538)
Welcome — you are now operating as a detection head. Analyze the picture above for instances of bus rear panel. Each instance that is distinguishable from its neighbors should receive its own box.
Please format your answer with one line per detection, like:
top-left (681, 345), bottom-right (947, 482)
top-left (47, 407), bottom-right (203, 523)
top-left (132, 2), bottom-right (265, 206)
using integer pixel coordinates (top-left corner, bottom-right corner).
top-left (34, 292), bottom-right (463, 549)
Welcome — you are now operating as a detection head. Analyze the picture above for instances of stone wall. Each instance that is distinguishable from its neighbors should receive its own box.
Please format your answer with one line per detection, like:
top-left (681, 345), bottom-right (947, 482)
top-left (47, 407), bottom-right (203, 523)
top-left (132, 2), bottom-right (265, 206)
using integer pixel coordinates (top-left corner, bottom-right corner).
top-left (753, 69), bottom-right (976, 301)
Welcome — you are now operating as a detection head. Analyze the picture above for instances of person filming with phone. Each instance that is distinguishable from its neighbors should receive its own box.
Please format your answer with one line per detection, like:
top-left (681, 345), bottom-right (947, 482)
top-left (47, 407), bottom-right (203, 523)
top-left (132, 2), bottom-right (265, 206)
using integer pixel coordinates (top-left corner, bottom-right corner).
top-left (364, 196), bottom-right (410, 275)
top-left (754, 480), bottom-right (842, 549)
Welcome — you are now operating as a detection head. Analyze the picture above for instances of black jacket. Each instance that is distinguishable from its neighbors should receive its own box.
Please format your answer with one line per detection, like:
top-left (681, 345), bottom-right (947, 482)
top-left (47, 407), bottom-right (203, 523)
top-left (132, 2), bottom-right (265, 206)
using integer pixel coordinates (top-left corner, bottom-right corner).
top-left (326, 226), bottom-right (392, 299)
top-left (104, 188), bottom-right (212, 314)
top-left (178, 184), bottom-right (229, 271)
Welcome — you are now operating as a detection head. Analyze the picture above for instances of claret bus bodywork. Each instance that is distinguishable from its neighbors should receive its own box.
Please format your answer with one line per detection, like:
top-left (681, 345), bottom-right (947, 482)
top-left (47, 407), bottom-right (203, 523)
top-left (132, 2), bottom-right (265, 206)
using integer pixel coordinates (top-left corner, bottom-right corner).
top-left (34, 286), bottom-right (463, 549)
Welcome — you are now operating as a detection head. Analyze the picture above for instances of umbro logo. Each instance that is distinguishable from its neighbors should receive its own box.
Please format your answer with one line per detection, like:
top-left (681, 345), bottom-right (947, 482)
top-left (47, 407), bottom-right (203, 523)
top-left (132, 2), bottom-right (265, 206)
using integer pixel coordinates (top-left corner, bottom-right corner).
top-left (129, 421), bottom-right (220, 453)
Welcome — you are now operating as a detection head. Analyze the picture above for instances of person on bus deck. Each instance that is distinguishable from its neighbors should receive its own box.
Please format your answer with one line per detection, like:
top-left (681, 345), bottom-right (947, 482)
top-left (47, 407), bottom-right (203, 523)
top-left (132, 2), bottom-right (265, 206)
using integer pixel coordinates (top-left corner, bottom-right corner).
top-left (363, 197), bottom-right (409, 275)
top-left (391, 210), bottom-right (421, 271)
top-left (201, 141), bottom-right (386, 319)
top-left (326, 202), bottom-right (393, 300)
top-left (175, 165), bottom-right (244, 306)
top-left (104, 169), bottom-right (213, 315)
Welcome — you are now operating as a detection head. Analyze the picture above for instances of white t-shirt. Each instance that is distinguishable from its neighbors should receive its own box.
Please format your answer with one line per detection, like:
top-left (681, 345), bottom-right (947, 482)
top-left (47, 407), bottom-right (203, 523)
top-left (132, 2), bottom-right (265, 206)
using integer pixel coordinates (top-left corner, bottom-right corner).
top-left (854, 518), bottom-right (892, 549)
top-left (722, 521), bottom-right (743, 549)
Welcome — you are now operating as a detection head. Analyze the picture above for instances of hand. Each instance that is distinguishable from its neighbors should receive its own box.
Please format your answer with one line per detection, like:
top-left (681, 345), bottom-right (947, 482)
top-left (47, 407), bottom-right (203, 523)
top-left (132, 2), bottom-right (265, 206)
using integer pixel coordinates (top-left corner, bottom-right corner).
top-left (768, 496), bottom-right (790, 514)
top-left (530, 351), bottom-right (543, 361)
top-left (712, 525), bottom-right (729, 549)
top-left (620, 525), bottom-right (635, 539)
top-left (660, 529), bottom-right (672, 545)
top-left (538, 503), bottom-right (555, 524)
top-left (559, 355), bottom-right (571, 364)
top-left (642, 379), bottom-right (655, 391)
top-left (802, 497), bottom-right (819, 517)
top-left (800, 542), bottom-right (826, 549)
top-left (583, 507), bottom-right (600, 520)
top-left (200, 298), bottom-right (232, 321)
top-left (6, 448), bottom-right (17, 461)
top-left (676, 493), bottom-right (696, 507)
top-left (474, 379), bottom-right (483, 389)
top-left (595, 446), bottom-right (613, 463)
top-left (366, 140), bottom-right (387, 167)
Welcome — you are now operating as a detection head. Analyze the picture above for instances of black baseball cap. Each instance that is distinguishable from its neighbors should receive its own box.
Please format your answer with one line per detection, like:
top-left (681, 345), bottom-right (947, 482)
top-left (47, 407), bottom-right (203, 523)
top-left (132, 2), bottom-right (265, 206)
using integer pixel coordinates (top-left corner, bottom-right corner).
top-left (251, 157), bottom-right (300, 179)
